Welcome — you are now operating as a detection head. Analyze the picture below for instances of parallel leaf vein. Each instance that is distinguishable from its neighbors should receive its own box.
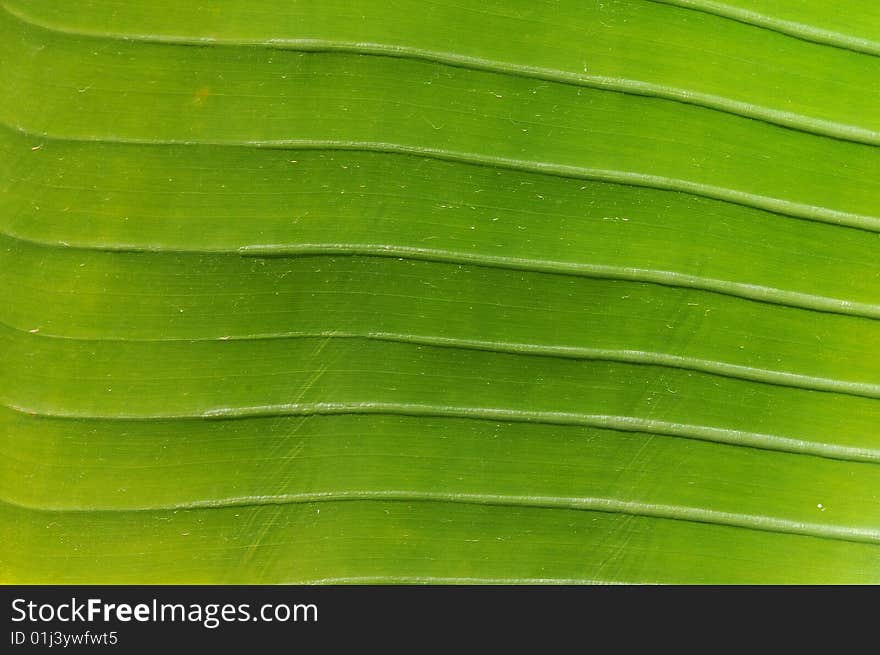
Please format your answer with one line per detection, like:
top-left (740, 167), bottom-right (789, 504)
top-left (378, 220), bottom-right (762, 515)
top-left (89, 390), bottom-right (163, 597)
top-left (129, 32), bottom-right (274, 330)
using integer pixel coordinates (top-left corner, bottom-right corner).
top-left (5, 123), bottom-right (880, 233)
top-left (2, 3), bottom-right (878, 145)
top-left (4, 491), bottom-right (879, 547)
top-left (647, 0), bottom-right (880, 57)
top-left (4, 401), bottom-right (879, 464)
top-left (6, 323), bottom-right (880, 400)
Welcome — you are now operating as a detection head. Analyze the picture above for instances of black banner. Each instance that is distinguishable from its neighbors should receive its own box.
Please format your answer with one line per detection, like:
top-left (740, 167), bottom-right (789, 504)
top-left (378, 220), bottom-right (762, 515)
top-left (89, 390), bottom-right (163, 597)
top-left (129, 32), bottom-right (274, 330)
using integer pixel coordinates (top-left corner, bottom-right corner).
top-left (0, 585), bottom-right (866, 650)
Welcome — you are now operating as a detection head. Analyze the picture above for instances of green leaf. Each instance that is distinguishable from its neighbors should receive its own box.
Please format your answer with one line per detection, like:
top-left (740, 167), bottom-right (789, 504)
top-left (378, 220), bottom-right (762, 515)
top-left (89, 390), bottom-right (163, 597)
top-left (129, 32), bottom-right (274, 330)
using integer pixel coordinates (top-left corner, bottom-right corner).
top-left (2, 1), bottom-right (879, 583)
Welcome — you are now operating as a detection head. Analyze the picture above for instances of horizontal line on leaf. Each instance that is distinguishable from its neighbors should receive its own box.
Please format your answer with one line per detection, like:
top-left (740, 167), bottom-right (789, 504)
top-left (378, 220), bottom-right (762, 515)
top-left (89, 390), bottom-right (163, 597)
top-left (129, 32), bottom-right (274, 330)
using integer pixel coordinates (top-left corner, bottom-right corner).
top-left (297, 576), bottom-right (634, 585)
top-left (3, 230), bottom-right (878, 320)
top-left (8, 324), bottom-right (880, 400)
top-left (240, 243), bottom-right (880, 321)
top-left (6, 490), bottom-right (879, 547)
top-left (6, 401), bottom-right (879, 464)
top-left (7, 123), bottom-right (880, 233)
top-left (2, 4), bottom-right (877, 145)
top-left (648, 0), bottom-right (880, 57)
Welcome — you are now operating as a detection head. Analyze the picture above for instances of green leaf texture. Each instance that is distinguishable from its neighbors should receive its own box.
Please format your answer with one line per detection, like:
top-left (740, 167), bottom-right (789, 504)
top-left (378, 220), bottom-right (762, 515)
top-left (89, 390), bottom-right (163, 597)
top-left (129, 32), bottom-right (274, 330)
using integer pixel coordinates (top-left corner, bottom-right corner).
top-left (1, 1), bottom-right (879, 583)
